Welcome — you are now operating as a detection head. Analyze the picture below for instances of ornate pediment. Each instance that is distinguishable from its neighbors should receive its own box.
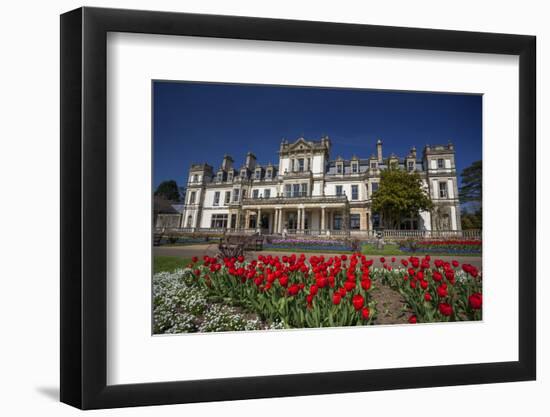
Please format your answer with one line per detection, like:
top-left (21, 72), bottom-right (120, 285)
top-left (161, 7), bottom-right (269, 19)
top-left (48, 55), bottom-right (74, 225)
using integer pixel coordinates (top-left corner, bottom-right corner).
top-left (287, 137), bottom-right (313, 151)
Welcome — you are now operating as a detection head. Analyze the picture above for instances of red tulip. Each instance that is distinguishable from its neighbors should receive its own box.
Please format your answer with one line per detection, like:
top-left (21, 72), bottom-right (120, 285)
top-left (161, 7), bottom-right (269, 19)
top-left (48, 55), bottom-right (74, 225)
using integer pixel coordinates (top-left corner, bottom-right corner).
top-left (420, 280), bottom-right (428, 290)
top-left (332, 293), bottom-right (341, 305)
top-left (287, 284), bottom-right (300, 296)
top-left (452, 260), bottom-right (459, 268)
top-left (408, 315), bottom-right (417, 324)
top-left (469, 293), bottom-right (482, 309)
top-left (361, 278), bottom-right (372, 291)
top-left (438, 302), bottom-right (453, 316)
top-left (192, 256), bottom-right (199, 263)
top-left (432, 271), bottom-right (443, 282)
top-left (437, 285), bottom-right (448, 298)
top-left (361, 307), bottom-right (370, 320)
top-left (237, 255), bottom-right (244, 263)
top-left (352, 294), bottom-right (364, 311)
top-left (424, 293), bottom-right (432, 301)
top-left (279, 275), bottom-right (289, 287)
top-left (344, 281), bottom-right (356, 292)
top-left (380, 257), bottom-right (386, 263)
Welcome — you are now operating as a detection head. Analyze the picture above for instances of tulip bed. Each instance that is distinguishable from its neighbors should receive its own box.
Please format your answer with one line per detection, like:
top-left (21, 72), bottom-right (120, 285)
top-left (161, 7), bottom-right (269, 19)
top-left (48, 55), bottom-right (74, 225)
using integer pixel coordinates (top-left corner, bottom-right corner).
top-left (400, 240), bottom-right (482, 255)
top-left (189, 253), bottom-right (377, 328)
top-left (153, 269), bottom-right (285, 333)
top-left (264, 238), bottom-right (354, 253)
top-left (153, 253), bottom-right (482, 333)
top-left (377, 256), bottom-right (482, 323)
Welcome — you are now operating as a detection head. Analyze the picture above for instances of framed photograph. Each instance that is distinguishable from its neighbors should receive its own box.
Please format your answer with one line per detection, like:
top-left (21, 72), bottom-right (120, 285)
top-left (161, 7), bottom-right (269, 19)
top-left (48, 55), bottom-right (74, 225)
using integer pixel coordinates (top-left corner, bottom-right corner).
top-left (60, 6), bottom-right (536, 409)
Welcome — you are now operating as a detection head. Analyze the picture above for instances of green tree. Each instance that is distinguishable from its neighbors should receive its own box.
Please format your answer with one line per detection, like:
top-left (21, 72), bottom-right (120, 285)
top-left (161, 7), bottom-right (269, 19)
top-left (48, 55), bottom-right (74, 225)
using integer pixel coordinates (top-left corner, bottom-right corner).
top-left (459, 160), bottom-right (482, 229)
top-left (459, 160), bottom-right (482, 203)
top-left (154, 180), bottom-right (181, 201)
top-left (461, 208), bottom-right (482, 230)
top-left (371, 167), bottom-right (433, 229)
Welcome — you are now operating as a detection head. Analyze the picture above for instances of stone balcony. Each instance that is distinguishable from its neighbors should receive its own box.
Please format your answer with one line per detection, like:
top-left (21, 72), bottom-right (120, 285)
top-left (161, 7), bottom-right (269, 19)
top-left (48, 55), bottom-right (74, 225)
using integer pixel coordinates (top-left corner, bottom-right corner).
top-left (241, 194), bottom-right (348, 206)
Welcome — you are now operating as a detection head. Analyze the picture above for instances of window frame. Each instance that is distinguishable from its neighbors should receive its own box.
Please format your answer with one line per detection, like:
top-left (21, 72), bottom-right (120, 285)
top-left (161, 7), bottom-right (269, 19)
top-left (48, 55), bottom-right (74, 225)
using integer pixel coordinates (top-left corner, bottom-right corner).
top-left (439, 181), bottom-right (448, 198)
top-left (351, 184), bottom-right (358, 200)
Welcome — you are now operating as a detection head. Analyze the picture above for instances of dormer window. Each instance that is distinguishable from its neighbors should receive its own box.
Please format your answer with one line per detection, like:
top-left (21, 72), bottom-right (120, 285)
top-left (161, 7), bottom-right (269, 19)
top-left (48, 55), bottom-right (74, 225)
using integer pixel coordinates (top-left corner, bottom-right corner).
top-left (266, 169), bottom-right (272, 179)
top-left (227, 171), bottom-right (233, 181)
top-left (408, 161), bottom-right (415, 171)
top-left (336, 163), bottom-right (343, 174)
top-left (255, 170), bottom-right (261, 180)
top-left (192, 174), bottom-right (198, 182)
top-left (217, 172), bottom-right (223, 181)
top-left (437, 158), bottom-right (444, 169)
top-left (351, 162), bottom-right (358, 173)
top-left (298, 158), bottom-right (305, 172)
top-left (370, 162), bottom-right (377, 170)
top-left (240, 170), bottom-right (247, 179)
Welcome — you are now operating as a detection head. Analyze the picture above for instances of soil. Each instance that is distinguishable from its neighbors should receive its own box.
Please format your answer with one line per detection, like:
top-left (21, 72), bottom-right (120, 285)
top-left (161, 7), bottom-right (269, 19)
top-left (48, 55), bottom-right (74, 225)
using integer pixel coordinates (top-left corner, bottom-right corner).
top-left (370, 283), bottom-right (410, 325)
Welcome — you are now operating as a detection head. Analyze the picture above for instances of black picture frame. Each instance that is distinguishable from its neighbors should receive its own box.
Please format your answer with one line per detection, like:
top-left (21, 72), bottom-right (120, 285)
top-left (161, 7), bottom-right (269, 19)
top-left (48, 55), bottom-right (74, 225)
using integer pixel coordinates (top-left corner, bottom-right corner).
top-left (60, 6), bottom-right (536, 410)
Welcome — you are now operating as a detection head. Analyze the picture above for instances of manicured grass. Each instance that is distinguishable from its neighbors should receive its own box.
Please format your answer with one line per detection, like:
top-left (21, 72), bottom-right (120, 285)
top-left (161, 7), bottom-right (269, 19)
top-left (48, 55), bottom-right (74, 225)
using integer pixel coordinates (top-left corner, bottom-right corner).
top-left (361, 244), bottom-right (407, 256)
top-left (154, 256), bottom-right (193, 274)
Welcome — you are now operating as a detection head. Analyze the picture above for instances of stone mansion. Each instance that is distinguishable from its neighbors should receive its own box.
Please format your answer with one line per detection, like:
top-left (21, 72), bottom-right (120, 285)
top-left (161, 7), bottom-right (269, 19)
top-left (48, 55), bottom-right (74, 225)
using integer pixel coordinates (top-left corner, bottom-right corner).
top-left (174, 136), bottom-right (461, 235)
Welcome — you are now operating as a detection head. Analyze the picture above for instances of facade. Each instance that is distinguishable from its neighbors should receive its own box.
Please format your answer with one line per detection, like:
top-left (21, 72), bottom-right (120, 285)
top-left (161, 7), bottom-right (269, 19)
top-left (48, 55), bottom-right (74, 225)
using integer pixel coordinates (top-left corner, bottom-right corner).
top-left (174, 136), bottom-right (461, 235)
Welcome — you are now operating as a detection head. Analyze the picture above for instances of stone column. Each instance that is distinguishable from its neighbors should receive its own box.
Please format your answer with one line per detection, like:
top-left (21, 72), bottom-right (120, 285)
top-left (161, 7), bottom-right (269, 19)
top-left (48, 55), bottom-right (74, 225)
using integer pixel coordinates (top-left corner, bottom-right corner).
top-left (301, 209), bottom-right (306, 231)
top-left (244, 210), bottom-right (250, 230)
top-left (297, 208), bottom-right (302, 232)
top-left (321, 207), bottom-right (326, 233)
top-left (257, 208), bottom-right (262, 232)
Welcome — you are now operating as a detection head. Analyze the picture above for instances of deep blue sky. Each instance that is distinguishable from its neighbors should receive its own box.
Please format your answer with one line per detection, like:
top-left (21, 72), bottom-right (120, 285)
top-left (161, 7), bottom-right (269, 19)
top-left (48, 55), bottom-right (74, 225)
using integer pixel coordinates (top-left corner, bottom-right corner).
top-left (153, 81), bottom-right (481, 188)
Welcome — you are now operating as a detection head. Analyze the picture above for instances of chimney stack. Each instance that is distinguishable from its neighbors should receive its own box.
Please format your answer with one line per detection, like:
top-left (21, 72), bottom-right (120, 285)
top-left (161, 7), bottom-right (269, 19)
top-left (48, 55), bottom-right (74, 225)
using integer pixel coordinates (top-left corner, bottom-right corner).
top-left (221, 154), bottom-right (234, 171)
top-left (376, 139), bottom-right (383, 163)
top-left (245, 152), bottom-right (257, 171)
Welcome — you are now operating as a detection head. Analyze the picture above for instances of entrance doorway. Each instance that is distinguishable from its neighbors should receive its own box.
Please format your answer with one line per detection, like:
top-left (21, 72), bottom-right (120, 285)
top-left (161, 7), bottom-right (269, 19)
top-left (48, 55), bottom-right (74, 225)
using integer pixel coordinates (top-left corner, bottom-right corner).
top-left (287, 212), bottom-right (297, 230)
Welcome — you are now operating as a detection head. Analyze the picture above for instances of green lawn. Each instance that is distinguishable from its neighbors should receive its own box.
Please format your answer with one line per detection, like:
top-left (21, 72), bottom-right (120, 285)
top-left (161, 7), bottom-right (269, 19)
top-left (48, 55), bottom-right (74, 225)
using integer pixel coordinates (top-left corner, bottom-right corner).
top-left (154, 256), bottom-right (193, 274)
top-left (361, 243), bottom-right (407, 256)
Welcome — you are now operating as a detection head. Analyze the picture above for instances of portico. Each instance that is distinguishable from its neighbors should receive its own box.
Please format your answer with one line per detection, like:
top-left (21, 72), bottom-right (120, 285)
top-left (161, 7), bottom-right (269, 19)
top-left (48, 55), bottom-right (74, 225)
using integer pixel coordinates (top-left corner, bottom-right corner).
top-left (241, 195), bottom-right (350, 234)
